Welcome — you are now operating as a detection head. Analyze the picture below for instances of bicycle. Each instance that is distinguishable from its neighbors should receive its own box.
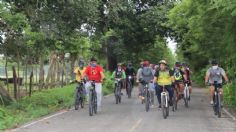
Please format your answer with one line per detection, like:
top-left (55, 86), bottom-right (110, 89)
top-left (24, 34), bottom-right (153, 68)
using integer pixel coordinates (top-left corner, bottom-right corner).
top-left (127, 75), bottom-right (133, 98)
top-left (74, 80), bottom-right (86, 110)
top-left (211, 81), bottom-right (224, 118)
top-left (160, 85), bottom-right (170, 119)
top-left (114, 78), bottom-right (122, 104)
top-left (140, 80), bottom-right (150, 112)
top-left (183, 83), bottom-right (190, 108)
top-left (89, 80), bottom-right (97, 116)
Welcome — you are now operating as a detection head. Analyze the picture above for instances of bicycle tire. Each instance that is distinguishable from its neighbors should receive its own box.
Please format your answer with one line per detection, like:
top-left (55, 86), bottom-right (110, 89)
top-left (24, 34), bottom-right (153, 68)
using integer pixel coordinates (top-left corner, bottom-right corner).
top-left (145, 90), bottom-right (150, 112)
top-left (172, 90), bottom-right (177, 111)
top-left (217, 94), bottom-right (221, 118)
top-left (94, 92), bottom-right (97, 114)
top-left (161, 95), bottom-right (167, 119)
top-left (74, 93), bottom-right (80, 110)
top-left (89, 91), bottom-right (93, 116)
top-left (128, 82), bottom-right (132, 98)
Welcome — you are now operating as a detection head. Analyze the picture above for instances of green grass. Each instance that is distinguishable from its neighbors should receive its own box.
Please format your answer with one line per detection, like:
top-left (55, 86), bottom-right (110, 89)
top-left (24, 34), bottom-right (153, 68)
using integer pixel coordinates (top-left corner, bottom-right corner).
top-left (0, 78), bottom-right (113, 130)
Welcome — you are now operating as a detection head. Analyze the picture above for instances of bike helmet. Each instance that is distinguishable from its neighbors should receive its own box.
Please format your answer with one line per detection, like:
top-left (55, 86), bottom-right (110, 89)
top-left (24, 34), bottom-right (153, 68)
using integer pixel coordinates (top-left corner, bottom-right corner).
top-left (211, 59), bottom-right (218, 65)
top-left (175, 61), bottom-right (181, 67)
top-left (143, 61), bottom-right (150, 66)
top-left (159, 60), bottom-right (167, 65)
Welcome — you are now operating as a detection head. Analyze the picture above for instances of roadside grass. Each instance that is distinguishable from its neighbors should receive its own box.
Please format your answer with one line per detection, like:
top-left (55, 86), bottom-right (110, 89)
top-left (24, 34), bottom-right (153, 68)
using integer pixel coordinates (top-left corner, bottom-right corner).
top-left (0, 76), bottom-right (113, 130)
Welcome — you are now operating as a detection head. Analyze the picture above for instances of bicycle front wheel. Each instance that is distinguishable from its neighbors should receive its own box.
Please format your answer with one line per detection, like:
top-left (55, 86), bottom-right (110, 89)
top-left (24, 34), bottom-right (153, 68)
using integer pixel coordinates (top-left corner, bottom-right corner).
top-left (128, 82), bottom-right (132, 98)
top-left (89, 91), bottom-right (93, 116)
top-left (145, 91), bottom-right (150, 112)
top-left (161, 95), bottom-right (167, 119)
top-left (217, 94), bottom-right (221, 118)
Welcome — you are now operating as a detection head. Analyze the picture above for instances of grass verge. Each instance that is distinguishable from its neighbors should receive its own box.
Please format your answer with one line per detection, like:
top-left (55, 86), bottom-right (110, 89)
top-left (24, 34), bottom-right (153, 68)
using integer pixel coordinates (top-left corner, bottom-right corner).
top-left (0, 79), bottom-right (113, 130)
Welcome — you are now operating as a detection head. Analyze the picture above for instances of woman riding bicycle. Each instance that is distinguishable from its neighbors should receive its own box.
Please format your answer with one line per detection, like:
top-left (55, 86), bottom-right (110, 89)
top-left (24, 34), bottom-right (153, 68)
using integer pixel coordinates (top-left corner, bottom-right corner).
top-left (154, 60), bottom-right (175, 108)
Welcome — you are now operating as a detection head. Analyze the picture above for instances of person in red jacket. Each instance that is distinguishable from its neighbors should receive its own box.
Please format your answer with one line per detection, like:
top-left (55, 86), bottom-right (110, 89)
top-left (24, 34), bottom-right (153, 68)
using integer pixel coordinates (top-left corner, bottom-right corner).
top-left (84, 57), bottom-right (105, 112)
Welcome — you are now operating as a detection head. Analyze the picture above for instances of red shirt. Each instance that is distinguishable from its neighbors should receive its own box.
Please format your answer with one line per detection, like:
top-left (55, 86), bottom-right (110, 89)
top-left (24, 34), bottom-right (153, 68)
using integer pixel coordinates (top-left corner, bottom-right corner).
top-left (84, 65), bottom-right (103, 83)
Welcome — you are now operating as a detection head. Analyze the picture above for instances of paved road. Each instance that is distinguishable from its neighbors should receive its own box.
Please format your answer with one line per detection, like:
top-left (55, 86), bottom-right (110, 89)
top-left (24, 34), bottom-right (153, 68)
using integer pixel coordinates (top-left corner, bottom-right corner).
top-left (13, 87), bottom-right (236, 132)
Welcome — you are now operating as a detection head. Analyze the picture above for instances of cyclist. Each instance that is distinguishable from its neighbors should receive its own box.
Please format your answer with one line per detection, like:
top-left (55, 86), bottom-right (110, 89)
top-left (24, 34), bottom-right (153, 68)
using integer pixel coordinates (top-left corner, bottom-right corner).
top-left (149, 64), bottom-right (156, 107)
top-left (154, 60), bottom-right (175, 108)
top-left (173, 62), bottom-right (187, 101)
top-left (137, 61), bottom-right (144, 98)
top-left (84, 57), bottom-right (105, 112)
top-left (74, 59), bottom-right (86, 100)
top-left (182, 62), bottom-right (192, 100)
top-left (125, 62), bottom-right (136, 94)
top-left (205, 60), bottom-right (229, 105)
top-left (111, 63), bottom-right (126, 93)
top-left (139, 61), bottom-right (154, 102)
top-left (74, 59), bottom-right (86, 83)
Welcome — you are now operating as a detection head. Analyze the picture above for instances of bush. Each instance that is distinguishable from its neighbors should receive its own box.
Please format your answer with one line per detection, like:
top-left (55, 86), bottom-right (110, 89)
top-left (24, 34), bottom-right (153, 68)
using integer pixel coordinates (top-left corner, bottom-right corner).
top-left (224, 83), bottom-right (236, 107)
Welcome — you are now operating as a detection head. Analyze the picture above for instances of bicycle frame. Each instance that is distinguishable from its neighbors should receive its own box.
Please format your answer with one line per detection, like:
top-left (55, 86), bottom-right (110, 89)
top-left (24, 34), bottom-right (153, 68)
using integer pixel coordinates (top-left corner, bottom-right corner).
top-left (161, 86), bottom-right (169, 108)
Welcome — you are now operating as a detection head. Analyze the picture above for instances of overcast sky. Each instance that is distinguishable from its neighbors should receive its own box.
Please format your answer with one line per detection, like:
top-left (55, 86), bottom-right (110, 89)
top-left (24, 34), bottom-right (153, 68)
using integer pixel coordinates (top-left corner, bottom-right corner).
top-left (167, 37), bottom-right (177, 55)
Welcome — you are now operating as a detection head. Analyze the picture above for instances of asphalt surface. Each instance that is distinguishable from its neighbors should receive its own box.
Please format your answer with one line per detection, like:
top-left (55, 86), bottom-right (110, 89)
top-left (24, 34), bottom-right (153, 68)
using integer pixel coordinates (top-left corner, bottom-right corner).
top-left (12, 87), bottom-right (236, 132)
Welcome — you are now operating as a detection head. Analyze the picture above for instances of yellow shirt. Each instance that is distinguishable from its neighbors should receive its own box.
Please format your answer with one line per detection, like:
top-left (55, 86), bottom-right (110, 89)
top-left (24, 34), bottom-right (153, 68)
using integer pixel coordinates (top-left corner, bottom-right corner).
top-left (74, 67), bottom-right (86, 82)
top-left (157, 71), bottom-right (172, 86)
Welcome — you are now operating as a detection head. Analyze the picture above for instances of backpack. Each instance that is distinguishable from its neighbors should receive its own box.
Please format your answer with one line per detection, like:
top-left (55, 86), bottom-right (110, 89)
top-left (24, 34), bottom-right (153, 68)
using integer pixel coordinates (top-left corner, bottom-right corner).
top-left (142, 67), bottom-right (152, 77)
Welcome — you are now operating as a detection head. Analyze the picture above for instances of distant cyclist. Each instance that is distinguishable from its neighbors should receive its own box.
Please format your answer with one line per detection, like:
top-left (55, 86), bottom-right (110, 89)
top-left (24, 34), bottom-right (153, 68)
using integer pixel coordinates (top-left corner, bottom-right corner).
top-left (137, 61), bottom-right (144, 98)
top-left (84, 57), bottom-right (105, 112)
top-left (205, 60), bottom-right (229, 105)
top-left (154, 60), bottom-right (175, 108)
top-left (125, 63), bottom-right (136, 94)
top-left (111, 63), bottom-right (126, 93)
top-left (182, 62), bottom-right (192, 99)
top-left (74, 59), bottom-right (86, 83)
top-left (173, 62), bottom-right (187, 101)
top-left (139, 61), bottom-right (154, 101)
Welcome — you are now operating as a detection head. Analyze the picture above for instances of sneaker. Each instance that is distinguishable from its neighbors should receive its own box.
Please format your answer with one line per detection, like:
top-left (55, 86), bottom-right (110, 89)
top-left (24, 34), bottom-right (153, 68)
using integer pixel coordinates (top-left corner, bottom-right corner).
top-left (210, 100), bottom-right (213, 105)
top-left (151, 105), bottom-right (154, 108)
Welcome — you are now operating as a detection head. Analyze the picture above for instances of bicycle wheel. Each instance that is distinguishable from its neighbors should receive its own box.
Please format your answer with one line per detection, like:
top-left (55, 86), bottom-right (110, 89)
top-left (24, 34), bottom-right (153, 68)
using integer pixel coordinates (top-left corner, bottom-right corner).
top-left (184, 88), bottom-right (189, 108)
top-left (115, 86), bottom-right (119, 104)
top-left (145, 90), bottom-right (150, 112)
top-left (217, 94), bottom-right (221, 118)
top-left (75, 89), bottom-right (80, 110)
top-left (128, 82), bottom-right (132, 98)
top-left (172, 90), bottom-right (177, 112)
top-left (213, 94), bottom-right (217, 115)
top-left (161, 95), bottom-right (167, 119)
top-left (94, 92), bottom-right (97, 114)
top-left (89, 91), bottom-right (93, 116)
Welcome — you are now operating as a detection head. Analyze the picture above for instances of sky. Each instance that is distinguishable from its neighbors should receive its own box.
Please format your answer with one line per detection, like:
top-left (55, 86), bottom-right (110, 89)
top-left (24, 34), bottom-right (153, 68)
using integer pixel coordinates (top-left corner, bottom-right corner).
top-left (167, 37), bottom-right (177, 55)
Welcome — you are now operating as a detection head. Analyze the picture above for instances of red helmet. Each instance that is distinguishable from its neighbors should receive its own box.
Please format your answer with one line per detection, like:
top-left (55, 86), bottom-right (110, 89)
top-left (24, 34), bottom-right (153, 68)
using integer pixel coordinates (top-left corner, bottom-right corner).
top-left (143, 61), bottom-right (150, 66)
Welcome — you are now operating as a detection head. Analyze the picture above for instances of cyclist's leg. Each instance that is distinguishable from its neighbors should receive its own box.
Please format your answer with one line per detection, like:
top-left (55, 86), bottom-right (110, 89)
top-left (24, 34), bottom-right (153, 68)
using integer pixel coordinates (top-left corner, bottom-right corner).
top-left (156, 85), bottom-right (162, 107)
top-left (85, 82), bottom-right (91, 102)
top-left (218, 84), bottom-right (223, 106)
top-left (166, 85), bottom-right (174, 105)
top-left (138, 83), bottom-right (143, 97)
top-left (209, 85), bottom-right (214, 104)
top-left (95, 83), bottom-right (102, 109)
top-left (149, 83), bottom-right (155, 106)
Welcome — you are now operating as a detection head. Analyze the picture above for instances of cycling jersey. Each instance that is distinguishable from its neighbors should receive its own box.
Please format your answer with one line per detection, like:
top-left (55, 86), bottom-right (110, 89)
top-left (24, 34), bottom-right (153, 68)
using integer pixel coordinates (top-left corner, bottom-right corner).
top-left (74, 67), bottom-right (86, 82)
top-left (173, 68), bottom-right (185, 82)
top-left (84, 65), bottom-right (103, 83)
top-left (111, 69), bottom-right (126, 79)
top-left (155, 70), bottom-right (173, 86)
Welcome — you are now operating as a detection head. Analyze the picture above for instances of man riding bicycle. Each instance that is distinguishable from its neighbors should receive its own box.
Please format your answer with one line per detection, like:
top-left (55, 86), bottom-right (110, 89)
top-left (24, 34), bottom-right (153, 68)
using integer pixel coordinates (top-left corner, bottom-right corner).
top-left (111, 63), bottom-right (126, 93)
top-left (139, 61), bottom-right (154, 102)
top-left (173, 62), bottom-right (187, 101)
top-left (154, 60), bottom-right (175, 108)
top-left (125, 63), bottom-right (136, 93)
top-left (205, 59), bottom-right (229, 105)
top-left (84, 57), bottom-right (105, 112)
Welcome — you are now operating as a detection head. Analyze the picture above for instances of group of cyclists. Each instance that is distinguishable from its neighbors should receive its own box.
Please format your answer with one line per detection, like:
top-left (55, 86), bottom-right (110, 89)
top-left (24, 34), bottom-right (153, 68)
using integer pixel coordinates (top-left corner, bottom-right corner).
top-left (74, 57), bottom-right (229, 115)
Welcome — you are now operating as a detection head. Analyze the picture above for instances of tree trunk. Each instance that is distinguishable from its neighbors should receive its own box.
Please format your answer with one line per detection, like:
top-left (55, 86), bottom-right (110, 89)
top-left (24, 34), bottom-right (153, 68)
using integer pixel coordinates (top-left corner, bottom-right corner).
top-left (12, 66), bottom-right (17, 100)
top-left (5, 57), bottom-right (9, 92)
top-left (39, 56), bottom-right (45, 90)
top-left (29, 70), bottom-right (33, 97)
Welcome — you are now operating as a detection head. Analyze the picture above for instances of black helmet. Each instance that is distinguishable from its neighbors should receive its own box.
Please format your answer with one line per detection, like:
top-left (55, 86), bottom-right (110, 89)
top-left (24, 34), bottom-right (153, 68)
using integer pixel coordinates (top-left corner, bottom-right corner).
top-left (175, 61), bottom-right (181, 67)
top-left (211, 59), bottom-right (218, 65)
top-left (127, 62), bottom-right (132, 67)
top-left (90, 57), bottom-right (97, 62)
top-left (182, 62), bottom-right (188, 67)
